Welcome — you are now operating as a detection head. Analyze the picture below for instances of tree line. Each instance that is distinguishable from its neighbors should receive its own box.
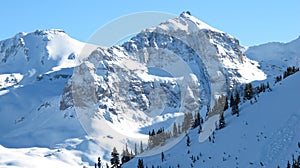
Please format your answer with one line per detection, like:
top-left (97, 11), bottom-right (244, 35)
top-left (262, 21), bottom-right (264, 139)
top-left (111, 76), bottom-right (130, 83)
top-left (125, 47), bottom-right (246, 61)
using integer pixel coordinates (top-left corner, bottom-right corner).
top-left (275, 66), bottom-right (299, 83)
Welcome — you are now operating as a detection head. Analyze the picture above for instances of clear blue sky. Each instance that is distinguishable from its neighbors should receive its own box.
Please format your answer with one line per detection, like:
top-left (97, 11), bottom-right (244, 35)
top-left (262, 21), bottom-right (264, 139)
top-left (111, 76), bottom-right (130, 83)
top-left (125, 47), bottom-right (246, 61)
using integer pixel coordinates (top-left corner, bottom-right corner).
top-left (1, 0), bottom-right (299, 46)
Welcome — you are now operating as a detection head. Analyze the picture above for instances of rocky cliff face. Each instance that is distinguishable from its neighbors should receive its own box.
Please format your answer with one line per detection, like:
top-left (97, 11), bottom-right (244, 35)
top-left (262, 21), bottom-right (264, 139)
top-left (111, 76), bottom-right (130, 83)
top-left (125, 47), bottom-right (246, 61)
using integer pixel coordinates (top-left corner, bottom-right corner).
top-left (61, 12), bottom-right (265, 121)
top-left (58, 13), bottom-right (265, 152)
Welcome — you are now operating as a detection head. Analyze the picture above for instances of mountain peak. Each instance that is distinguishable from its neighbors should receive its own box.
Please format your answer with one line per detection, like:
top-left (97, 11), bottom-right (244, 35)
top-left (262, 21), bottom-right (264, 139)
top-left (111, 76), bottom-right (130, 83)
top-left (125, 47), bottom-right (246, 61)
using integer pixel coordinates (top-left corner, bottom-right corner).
top-left (178, 11), bottom-right (223, 33)
top-left (0, 28), bottom-right (97, 76)
top-left (11, 29), bottom-right (66, 41)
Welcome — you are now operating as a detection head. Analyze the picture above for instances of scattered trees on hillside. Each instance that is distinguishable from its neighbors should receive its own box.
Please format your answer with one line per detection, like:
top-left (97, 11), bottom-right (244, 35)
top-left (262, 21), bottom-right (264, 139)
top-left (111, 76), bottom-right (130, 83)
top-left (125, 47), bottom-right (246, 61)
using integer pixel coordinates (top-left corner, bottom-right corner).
top-left (148, 127), bottom-right (171, 149)
top-left (95, 157), bottom-right (101, 168)
top-left (256, 82), bottom-right (271, 93)
top-left (280, 151), bottom-right (300, 168)
top-left (121, 143), bottom-right (133, 165)
top-left (283, 66), bottom-right (299, 79)
top-left (275, 75), bottom-right (283, 83)
top-left (276, 66), bottom-right (299, 83)
top-left (105, 144), bottom-right (137, 168)
top-left (147, 110), bottom-right (201, 150)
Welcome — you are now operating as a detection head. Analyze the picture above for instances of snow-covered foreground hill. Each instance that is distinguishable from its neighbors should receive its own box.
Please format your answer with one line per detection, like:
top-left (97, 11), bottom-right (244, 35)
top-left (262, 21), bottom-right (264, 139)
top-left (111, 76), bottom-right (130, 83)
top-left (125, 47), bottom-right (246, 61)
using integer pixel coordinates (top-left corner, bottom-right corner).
top-left (124, 72), bottom-right (300, 168)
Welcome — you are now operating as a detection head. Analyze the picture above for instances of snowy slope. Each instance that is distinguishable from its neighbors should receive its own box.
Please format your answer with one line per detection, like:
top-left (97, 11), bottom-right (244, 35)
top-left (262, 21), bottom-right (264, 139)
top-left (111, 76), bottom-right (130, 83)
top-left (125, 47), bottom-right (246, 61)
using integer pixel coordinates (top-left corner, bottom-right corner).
top-left (0, 30), bottom-right (101, 167)
top-left (124, 72), bottom-right (300, 168)
top-left (245, 36), bottom-right (300, 81)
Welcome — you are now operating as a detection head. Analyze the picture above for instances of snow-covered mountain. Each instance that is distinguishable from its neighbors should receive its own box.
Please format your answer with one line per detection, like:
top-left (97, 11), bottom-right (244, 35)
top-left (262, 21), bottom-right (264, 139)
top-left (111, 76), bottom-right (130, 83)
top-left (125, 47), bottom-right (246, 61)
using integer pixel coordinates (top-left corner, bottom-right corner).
top-left (0, 12), bottom-right (299, 168)
top-left (245, 36), bottom-right (300, 81)
top-left (0, 29), bottom-right (99, 157)
top-left (0, 29), bottom-right (98, 76)
top-left (60, 12), bottom-right (266, 156)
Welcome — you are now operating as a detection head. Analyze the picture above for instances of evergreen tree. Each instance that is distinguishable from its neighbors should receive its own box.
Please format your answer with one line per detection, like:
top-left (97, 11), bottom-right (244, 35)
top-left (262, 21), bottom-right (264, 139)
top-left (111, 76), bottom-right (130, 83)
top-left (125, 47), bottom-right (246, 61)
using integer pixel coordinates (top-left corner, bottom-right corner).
top-left (260, 83), bottom-right (266, 92)
top-left (232, 103), bottom-right (239, 116)
top-left (173, 122), bottom-right (178, 137)
top-left (266, 82), bottom-right (271, 91)
top-left (230, 94), bottom-right (234, 108)
top-left (177, 123), bottom-right (181, 135)
top-left (140, 141), bottom-right (144, 153)
top-left (134, 143), bottom-right (138, 156)
top-left (235, 92), bottom-right (240, 104)
top-left (121, 149), bottom-right (128, 164)
top-left (223, 96), bottom-right (229, 111)
top-left (219, 112), bottom-right (225, 129)
top-left (97, 157), bottom-right (101, 168)
top-left (231, 93), bottom-right (240, 116)
top-left (244, 83), bottom-right (254, 100)
top-left (110, 147), bottom-right (120, 168)
top-left (137, 159), bottom-right (144, 168)
top-left (192, 112), bottom-right (201, 129)
top-left (198, 123), bottom-right (202, 133)
top-left (275, 75), bottom-right (282, 83)
top-left (121, 144), bottom-right (131, 164)
top-left (130, 150), bottom-right (134, 160)
top-left (148, 129), bottom-right (155, 149)
top-left (186, 135), bottom-right (191, 147)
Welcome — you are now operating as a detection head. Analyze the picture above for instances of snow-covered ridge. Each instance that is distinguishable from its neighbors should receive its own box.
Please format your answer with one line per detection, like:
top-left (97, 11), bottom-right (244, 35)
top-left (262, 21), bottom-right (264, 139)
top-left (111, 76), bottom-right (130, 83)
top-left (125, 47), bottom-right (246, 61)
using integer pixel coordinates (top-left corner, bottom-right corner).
top-left (0, 29), bottom-right (97, 77)
top-left (245, 36), bottom-right (300, 81)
